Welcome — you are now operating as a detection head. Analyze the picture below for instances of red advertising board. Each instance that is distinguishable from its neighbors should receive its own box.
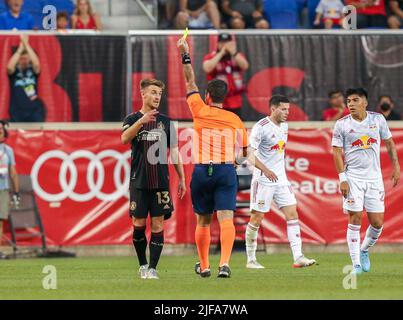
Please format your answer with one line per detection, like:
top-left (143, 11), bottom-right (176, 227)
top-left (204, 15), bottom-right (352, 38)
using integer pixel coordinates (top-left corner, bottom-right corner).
top-left (4, 128), bottom-right (403, 246)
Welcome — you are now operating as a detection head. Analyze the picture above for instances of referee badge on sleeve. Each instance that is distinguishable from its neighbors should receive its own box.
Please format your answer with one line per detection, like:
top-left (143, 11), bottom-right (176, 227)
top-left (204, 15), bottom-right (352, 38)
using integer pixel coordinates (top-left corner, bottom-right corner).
top-left (130, 201), bottom-right (137, 211)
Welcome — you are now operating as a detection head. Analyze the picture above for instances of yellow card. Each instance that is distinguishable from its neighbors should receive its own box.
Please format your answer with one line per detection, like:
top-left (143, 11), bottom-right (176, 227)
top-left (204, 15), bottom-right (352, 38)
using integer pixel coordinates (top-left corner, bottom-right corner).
top-left (183, 27), bottom-right (189, 40)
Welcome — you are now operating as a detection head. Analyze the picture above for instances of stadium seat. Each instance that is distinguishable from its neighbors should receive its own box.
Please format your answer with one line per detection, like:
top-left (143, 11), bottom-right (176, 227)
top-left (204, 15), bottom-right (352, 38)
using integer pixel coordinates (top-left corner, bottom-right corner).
top-left (22, 0), bottom-right (46, 29)
top-left (307, 0), bottom-right (320, 28)
top-left (22, 0), bottom-right (44, 12)
top-left (0, 0), bottom-right (6, 14)
top-left (264, 0), bottom-right (299, 29)
top-left (46, 0), bottom-right (75, 16)
top-left (7, 175), bottom-right (47, 258)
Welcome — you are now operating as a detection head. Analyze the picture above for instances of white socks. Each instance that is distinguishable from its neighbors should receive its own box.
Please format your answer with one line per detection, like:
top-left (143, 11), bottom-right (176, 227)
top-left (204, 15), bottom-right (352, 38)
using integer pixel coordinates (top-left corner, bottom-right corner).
top-left (245, 223), bottom-right (259, 262)
top-left (361, 225), bottom-right (383, 252)
top-left (287, 219), bottom-right (303, 261)
top-left (347, 224), bottom-right (361, 266)
top-left (246, 219), bottom-right (304, 263)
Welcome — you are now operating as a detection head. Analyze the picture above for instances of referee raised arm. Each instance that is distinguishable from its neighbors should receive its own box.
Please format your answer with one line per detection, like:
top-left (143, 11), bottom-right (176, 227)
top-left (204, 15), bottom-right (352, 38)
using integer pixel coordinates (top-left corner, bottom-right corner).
top-left (177, 37), bottom-right (248, 278)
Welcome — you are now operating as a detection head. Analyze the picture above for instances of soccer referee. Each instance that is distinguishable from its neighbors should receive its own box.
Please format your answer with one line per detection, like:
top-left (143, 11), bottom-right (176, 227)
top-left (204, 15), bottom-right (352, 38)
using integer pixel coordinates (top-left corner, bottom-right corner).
top-left (177, 37), bottom-right (249, 278)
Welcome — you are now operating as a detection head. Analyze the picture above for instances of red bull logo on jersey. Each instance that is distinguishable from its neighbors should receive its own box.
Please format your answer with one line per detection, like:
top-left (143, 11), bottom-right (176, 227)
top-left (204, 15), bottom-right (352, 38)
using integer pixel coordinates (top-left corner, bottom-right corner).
top-left (270, 140), bottom-right (286, 153)
top-left (351, 136), bottom-right (377, 149)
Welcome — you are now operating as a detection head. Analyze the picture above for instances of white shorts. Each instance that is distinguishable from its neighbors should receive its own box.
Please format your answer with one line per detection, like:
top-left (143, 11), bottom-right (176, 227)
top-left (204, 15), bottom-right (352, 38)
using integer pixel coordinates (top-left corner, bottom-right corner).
top-left (250, 180), bottom-right (297, 213)
top-left (343, 178), bottom-right (385, 213)
top-left (188, 12), bottom-right (213, 28)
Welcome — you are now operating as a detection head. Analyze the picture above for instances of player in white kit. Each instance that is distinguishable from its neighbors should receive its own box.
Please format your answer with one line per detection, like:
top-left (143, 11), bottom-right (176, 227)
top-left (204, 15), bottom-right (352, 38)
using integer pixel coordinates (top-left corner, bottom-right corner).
top-left (332, 88), bottom-right (400, 275)
top-left (245, 95), bottom-right (316, 269)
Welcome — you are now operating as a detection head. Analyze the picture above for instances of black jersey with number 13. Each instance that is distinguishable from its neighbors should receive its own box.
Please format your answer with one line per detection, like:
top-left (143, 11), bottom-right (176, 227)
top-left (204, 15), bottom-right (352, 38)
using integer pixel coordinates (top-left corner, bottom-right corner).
top-left (122, 112), bottom-right (177, 190)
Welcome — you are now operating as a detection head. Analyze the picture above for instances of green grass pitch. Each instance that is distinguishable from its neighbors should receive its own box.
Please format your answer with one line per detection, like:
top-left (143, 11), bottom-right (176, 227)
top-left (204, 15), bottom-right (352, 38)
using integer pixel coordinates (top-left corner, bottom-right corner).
top-left (1, 252), bottom-right (403, 300)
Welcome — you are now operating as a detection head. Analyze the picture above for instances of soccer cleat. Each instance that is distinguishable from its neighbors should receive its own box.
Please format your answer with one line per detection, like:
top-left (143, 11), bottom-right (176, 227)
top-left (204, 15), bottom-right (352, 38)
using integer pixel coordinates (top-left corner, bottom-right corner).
top-left (200, 268), bottom-right (211, 278)
top-left (195, 262), bottom-right (211, 278)
top-left (292, 255), bottom-right (316, 268)
top-left (351, 265), bottom-right (363, 275)
top-left (195, 262), bottom-right (201, 274)
top-left (146, 268), bottom-right (159, 279)
top-left (217, 265), bottom-right (231, 278)
top-left (138, 264), bottom-right (149, 279)
top-left (360, 251), bottom-right (370, 272)
top-left (246, 260), bottom-right (265, 269)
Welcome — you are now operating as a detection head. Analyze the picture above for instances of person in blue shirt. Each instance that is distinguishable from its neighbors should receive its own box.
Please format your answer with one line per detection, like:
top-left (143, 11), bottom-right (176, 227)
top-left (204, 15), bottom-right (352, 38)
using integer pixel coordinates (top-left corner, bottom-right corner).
top-left (0, 120), bottom-right (20, 258)
top-left (0, 0), bottom-right (34, 30)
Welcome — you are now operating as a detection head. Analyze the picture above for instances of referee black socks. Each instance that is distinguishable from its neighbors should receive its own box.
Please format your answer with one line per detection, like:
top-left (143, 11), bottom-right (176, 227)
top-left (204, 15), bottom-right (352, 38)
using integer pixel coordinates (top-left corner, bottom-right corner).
top-left (133, 226), bottom-right (148, 266)
top-left (149, 231), bottom-right (164, 269)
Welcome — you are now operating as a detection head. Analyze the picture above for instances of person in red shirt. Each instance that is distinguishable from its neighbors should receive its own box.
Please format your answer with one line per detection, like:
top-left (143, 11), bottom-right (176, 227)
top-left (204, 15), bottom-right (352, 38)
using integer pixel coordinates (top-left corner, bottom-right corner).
top-left (322, 90), bottom-right (350, 121)
top-left (345, 0), bottom-right (387, 28)
top-left (71, 0), bottom-right (102, 30)
top-left (202, 33), bottom-right (249, 119)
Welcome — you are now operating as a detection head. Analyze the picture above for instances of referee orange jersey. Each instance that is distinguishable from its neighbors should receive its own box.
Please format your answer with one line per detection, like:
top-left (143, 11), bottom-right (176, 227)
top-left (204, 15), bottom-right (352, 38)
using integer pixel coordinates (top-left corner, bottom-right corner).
top-left (186, 92), bottom-right (248, 164)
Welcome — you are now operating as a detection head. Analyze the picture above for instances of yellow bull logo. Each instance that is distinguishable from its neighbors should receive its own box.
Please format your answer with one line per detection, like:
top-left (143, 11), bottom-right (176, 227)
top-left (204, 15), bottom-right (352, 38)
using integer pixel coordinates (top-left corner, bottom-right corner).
top-left (351, 136), bottom-right (377, 149)
top-left (270, 140), bottom-right (286, 153)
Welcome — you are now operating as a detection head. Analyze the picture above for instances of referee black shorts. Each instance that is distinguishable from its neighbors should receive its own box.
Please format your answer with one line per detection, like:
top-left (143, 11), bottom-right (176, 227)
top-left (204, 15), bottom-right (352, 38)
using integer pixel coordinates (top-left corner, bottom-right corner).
top-left (190, 164), bottom-right (238, 215)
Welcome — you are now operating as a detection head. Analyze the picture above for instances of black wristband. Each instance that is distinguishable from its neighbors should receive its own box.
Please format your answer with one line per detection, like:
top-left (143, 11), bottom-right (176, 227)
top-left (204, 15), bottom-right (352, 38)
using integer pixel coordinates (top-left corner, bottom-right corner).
top-left (182, 53), bottom-right (191, 64)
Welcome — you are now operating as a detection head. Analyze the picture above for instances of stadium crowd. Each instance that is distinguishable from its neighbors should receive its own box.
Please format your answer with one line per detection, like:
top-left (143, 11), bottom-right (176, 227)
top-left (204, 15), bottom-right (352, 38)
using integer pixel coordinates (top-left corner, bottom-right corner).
top-left (159, 0), bottom-right (403, 30)
top-left (0, 0), bottom-right (101, 30)
top-left (0, 1), bottom-right (402, 31)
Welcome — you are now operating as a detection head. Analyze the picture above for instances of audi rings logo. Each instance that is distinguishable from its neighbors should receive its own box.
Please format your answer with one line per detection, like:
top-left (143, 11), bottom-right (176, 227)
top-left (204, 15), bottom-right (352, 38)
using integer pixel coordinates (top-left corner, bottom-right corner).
top-left (31, 150), bottom-right (131, 202)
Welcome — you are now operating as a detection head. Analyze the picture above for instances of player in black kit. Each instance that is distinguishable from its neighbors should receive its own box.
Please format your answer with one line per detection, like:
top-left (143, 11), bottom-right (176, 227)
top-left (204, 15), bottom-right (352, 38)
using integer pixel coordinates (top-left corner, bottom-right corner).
top-left (122, 79), bottom-right (186, 280)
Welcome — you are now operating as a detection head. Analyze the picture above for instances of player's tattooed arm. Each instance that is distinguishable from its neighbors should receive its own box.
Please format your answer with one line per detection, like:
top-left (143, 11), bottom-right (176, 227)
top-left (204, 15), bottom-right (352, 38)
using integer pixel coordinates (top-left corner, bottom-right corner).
top-left (333, 147), bottom-right (345, 173)
top-left (385, 138), bottom-right (400, 187)
top-left (121, 111), bottom-right (158, 144)
top-left (177, 38), bottom-right (199, 94)
top-left (333, 147), bottom-right (349, 198)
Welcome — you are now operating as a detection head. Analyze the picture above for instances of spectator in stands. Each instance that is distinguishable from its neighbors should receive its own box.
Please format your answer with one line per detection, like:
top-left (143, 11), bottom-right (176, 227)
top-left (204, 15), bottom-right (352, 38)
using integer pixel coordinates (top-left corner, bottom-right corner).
top-left (263, 0), bottom-right (299, 29)
top-left (71, 0), bottom-right (102, 30)
top-left (322, 90), bottom-right (350, 121)
top-left (314, 0), bottom-right (345, 28)
top-left (388, 0), bottom-right (403, 29)
top-left (377, 95), bottom-right (402, 120)
top-left (308, 0), bottom-right (321, 27)
top-left (345, 0), bottom-right (387, 28)
top-left (0, 119), bottom-right (20, 257)
top-left (158, 0), bottom-right (178, 29)
top-left (0, 0), bottom-right (34, 30)
top-left (221, 0), bottom-right (269, 29)
top-left (57, 11), bottom-right (69, 31)
top-left (175, 0), bottom-right (221, 29)
top-left (7, 35), bottom-right (46, 122)
top-left (202, 33), bottom-right (249, 118)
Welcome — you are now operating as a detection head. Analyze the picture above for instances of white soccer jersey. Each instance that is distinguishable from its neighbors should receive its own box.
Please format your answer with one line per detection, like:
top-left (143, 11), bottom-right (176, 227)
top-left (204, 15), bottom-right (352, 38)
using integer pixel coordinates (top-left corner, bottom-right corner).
top-left (332, 111), bottom-right (392, 182)
top-left (249, 117), bottom-right (289, 186)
